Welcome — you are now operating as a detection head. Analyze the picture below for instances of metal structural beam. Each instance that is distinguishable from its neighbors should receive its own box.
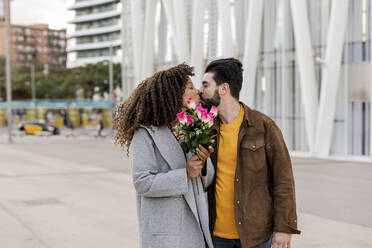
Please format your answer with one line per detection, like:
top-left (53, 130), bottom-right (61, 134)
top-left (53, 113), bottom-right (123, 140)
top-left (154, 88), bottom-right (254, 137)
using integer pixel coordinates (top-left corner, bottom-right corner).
top-left (314, 0), bottom-right (350, 157)
top-left (290, 0), bottom-right (319, 153)
top-left (217, 0), bottom-right (234, 57)
top-left (173, 0), bottom-right (190, 63)
top-left (121, 0), bottom-right (129, 100)
top-left (130, 0), bottom-right (144, 84)
top-left (281, 0), bottom-right (291, 140)
top-left (241, 0), bottom-right (264, 107)
top-left (234, 0), bottom-right (246, 56)
top-left (141, 0), bottom-right (157, 79)
top-left (162, 0), bottom-right (180, 61)
top-left (190, 0), bottom-right (206, 87)
top-left (157, 5), bottom-right (168, 64)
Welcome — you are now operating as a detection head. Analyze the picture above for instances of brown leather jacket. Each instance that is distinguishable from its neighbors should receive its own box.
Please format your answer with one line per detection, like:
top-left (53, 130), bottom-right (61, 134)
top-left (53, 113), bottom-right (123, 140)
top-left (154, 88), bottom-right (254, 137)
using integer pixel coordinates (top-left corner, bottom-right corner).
top-left (206, 103), bottom-right (301, 247)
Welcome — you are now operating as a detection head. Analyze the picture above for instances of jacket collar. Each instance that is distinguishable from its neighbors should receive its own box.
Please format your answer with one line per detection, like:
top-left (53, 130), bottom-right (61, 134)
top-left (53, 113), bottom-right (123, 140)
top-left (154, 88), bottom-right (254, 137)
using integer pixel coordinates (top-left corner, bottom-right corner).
top-left (211, 102), bottom-right (254, 131)
top-left (241, 102), bottom-right (255, 127)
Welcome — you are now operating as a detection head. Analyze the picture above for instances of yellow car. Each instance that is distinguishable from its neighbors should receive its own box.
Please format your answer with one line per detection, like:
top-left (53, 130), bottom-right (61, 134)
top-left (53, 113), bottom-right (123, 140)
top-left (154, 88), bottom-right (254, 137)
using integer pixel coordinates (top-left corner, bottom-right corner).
top-left (19, 122), bottom-right (60, 135)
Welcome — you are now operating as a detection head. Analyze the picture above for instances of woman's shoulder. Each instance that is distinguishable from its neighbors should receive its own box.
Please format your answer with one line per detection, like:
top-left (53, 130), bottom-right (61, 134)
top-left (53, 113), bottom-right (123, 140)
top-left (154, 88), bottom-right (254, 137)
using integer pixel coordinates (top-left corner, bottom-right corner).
top-left (131, 125), bottom-right (169, 153)
top-left (132, 125), bottom-right (163, 143)
top-left (133, 126), bottom-right (151, 140)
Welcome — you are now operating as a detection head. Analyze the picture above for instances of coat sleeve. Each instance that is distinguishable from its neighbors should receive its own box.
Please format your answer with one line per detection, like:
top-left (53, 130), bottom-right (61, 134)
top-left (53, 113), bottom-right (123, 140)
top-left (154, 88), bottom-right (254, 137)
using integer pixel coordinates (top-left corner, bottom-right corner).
top-left (265, 121), bottom-right (301, 234)
top-left (201, 158), bottom-right (215, 191)
top-left (130, 128), bottom-right (189, 198)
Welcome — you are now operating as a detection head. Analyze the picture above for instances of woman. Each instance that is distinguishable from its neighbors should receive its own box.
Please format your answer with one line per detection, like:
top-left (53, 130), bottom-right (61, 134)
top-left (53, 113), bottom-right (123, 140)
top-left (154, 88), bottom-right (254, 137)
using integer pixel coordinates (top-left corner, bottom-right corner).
top-left (113, 64), bottom-right (215, 248)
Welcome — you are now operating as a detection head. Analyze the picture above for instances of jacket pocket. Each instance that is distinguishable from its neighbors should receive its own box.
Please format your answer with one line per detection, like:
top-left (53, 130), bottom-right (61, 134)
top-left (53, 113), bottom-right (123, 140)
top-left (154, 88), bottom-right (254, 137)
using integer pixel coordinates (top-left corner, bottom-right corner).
top-left (240, 135), bottom-right (266, 172)
top-left (149, 196), bottom-right (184, 235)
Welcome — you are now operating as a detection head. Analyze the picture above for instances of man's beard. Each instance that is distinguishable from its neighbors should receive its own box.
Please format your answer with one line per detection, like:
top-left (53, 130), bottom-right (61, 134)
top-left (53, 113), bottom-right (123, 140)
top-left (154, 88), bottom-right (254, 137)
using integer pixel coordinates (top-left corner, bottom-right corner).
top-left (200, 89), bottom-right (221, 108)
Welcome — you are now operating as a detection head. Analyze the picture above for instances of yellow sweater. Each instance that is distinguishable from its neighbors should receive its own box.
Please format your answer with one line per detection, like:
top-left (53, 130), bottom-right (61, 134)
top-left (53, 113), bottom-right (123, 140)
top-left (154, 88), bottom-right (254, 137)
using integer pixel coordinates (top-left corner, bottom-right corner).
top-left (213, 106), bottom-right (244, 239)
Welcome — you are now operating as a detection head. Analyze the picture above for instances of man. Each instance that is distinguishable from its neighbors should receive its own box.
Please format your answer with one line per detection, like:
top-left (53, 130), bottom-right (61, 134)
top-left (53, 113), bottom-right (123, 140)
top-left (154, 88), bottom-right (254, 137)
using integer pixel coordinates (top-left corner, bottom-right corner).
top-left (200, 58), bottom-right (301, 248)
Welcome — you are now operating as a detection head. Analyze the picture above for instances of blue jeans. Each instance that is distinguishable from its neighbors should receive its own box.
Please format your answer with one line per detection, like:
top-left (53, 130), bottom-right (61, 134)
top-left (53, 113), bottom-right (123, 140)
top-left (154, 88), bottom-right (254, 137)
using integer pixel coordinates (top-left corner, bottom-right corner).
top-left (212, 235), bottom-right (273, 248)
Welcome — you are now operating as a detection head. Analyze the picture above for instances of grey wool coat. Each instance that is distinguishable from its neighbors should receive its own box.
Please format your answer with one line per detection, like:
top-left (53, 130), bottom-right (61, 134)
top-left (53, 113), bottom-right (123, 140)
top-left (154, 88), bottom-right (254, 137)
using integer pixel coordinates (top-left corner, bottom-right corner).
top-left (130, 125), bottom-right (215, 248)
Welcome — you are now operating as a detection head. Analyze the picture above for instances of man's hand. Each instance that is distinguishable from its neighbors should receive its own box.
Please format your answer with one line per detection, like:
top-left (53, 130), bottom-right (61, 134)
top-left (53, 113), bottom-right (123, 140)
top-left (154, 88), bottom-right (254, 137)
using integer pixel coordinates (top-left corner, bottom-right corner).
top-left (196, 144), bottom-right (214, 165)
top-left (186, 155), bottom-right (203, 179)
top-left (272, 232), bottom-right (292, 248)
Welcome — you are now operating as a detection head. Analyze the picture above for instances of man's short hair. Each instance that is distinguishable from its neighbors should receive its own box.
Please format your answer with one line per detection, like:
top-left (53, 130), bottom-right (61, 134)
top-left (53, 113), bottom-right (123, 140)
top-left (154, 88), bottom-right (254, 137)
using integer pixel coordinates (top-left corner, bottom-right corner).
top-left (204, 58), bottom-right (243, 100)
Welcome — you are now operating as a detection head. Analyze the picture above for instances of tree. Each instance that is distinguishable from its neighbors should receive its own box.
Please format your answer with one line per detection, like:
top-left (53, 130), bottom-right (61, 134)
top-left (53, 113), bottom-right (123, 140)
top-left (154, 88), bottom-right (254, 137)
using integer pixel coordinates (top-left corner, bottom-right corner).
top-left (0, 58), bottom-right (122, 100)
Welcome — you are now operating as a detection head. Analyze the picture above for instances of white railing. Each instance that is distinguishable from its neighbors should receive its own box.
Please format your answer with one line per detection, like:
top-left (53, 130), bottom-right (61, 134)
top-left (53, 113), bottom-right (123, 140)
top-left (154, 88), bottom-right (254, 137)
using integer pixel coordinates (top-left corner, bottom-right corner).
top-left (68, 0), bottom-right (119, 10)
top-left (69, 10), bottom-right (121, 23)
top-left (67, 39), bottom-right (121, 52)
top-left (68, 25), bottom-right (121, 38)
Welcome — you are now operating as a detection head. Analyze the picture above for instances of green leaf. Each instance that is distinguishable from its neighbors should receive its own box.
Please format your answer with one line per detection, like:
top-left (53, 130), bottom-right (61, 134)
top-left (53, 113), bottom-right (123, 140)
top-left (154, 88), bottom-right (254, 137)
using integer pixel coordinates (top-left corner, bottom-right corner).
top-left (209, 134), bottom-right (217, 139)
top-left (191, 139), bottom-right (199, 149)
top-left (200, 136), bottom-right (209, 145)
top-left (190, 132), bottom-right (196, 139)
top-left (179, 141), bottom-right (189, 152)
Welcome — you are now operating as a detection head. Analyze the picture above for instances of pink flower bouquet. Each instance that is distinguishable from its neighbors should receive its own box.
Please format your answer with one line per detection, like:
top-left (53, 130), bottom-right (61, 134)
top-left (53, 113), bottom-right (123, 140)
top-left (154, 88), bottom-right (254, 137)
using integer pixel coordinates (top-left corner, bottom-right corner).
top-left (176, 98), bottom-right (218, 155)
top-left (176, 98), bottom-right (218, 193)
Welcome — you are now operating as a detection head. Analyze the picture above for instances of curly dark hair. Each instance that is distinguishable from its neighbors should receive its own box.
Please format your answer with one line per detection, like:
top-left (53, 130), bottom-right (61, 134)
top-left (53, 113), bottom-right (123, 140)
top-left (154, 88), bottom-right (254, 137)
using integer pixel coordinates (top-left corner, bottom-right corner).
top-left (113, 63), bottom-right (194, 153)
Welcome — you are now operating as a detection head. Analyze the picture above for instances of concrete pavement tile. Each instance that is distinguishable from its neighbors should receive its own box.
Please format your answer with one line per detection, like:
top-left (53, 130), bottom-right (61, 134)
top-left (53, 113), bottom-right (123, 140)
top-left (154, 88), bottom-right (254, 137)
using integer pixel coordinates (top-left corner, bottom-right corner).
top-left (293, 212), bottom-right (372, 247)
top-left (0, 172), bottom-right (139, 248)
top-left (0, 203), bottom-right (47, 248)
top-left (0, 145), bottom-right (109, 176)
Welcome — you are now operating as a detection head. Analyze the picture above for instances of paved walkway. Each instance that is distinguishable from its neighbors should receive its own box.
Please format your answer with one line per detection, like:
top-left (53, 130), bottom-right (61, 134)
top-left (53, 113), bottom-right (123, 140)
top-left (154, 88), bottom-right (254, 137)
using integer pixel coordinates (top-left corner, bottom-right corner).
top-left (0, 137), bottom-right (371, 247)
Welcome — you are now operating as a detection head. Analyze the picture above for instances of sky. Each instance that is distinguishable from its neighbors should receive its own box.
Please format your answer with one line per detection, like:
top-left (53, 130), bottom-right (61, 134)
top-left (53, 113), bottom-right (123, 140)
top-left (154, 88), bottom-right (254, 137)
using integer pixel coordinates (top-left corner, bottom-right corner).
top-left (10, 0), bottom-right (73, 30)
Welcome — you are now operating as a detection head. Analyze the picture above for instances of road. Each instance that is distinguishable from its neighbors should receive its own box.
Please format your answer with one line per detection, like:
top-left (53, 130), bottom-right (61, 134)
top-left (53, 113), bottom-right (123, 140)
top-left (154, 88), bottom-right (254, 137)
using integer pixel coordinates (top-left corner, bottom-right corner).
top-left (1, 133), bottom-right (372, 247)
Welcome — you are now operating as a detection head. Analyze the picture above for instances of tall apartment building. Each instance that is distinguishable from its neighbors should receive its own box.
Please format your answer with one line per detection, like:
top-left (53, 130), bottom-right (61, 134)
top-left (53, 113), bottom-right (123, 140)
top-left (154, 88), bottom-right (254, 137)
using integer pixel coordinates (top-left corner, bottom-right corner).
top-left (67, 0), bottom-right (122, 68)
top-left (0, 22), bottom-right (67, 67)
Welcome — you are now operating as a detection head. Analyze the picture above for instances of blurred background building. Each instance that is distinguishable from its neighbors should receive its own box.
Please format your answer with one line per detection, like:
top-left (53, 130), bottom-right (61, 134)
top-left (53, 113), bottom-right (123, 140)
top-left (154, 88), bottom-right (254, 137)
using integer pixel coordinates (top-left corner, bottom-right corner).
top-left (0, 23), bottom-right (66, 67)
top-left (66, 0), bottom-right (122, 67)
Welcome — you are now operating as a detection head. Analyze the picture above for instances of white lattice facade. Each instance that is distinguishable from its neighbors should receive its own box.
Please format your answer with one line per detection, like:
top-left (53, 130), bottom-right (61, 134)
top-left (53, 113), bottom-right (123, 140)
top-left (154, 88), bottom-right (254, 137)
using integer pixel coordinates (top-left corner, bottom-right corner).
top-left (121, 0), bottom-right (372, 159)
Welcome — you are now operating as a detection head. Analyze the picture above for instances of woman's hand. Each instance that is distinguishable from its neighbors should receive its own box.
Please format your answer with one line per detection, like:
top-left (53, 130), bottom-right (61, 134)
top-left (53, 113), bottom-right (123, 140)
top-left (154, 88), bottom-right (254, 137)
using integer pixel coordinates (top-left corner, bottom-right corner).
top-left (196, 144), bottom-right (214, 165)
top-left (186, 155), bottom-right (204, 179)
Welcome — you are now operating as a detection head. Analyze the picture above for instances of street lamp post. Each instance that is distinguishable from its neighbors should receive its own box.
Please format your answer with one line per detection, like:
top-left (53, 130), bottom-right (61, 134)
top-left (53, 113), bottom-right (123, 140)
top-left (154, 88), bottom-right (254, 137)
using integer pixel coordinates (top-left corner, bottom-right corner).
top-left (108, 44), bottom-right (114, 135)
top-left (30, 63), bottom-right (37, 120)
top-left (4, 0), bottom-right (12, 143)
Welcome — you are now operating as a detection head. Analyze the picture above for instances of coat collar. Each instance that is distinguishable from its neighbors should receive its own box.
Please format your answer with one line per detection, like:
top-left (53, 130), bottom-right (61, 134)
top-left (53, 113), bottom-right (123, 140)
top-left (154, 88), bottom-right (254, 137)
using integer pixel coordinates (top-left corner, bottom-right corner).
top-left (140, 125), bottom-right (186, 170)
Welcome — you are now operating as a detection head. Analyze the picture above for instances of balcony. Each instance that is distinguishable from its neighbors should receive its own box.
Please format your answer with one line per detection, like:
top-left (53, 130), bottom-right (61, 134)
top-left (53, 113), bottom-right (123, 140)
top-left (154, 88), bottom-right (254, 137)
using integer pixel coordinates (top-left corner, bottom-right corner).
top-left (67, 39), bottom-right (121, 52)
top-left (68, 24), bottom-right (121, 38)
top-left (68, 0), bottom-right (119, 10)
top-left (69, 10), bottom-right (121, 24)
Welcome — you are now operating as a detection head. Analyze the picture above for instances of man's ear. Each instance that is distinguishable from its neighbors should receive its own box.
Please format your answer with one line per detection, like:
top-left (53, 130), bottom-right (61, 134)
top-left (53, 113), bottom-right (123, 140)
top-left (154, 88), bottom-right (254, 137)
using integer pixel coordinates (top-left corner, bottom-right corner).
top-left (220, 83), bottom-right (229, 95)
